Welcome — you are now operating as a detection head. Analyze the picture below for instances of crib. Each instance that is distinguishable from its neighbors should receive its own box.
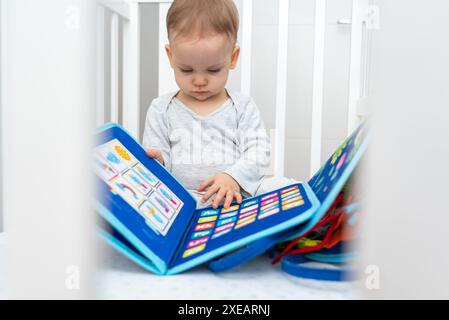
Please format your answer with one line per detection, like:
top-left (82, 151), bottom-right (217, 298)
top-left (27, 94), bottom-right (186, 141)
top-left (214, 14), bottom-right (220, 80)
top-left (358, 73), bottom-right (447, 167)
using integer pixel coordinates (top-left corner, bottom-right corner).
top-left (0, 0), bottom-right (374, 296)
top-left (3, 0), bottom-right (449, 300)
top-left (0, 0), bottom-right (373, 232)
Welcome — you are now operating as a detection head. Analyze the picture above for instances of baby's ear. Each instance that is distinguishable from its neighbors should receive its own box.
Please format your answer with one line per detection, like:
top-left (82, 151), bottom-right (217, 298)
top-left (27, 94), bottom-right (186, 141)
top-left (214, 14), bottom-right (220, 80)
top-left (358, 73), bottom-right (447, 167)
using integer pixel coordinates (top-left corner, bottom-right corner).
top-left (165, 44), bottom-right (174, 68)
top-left (230, 45), bottom-right (240, 70)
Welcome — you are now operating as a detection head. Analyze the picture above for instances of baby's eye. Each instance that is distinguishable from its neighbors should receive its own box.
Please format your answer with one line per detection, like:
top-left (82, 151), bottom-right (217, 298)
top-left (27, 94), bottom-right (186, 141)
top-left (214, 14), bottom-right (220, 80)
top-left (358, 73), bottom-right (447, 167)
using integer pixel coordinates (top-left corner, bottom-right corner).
top-left (208, 69), bottom-right (221, 74)
top-left (179, 68), bottom-right (193, 73)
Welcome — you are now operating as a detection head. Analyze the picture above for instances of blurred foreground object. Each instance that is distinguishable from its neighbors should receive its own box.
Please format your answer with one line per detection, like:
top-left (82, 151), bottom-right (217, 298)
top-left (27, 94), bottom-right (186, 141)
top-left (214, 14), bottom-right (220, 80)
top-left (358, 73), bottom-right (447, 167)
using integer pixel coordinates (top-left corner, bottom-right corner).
top-left (3, 0), bottom-right (96, 298)
top-left (360, 0), bottom-right (449, 299)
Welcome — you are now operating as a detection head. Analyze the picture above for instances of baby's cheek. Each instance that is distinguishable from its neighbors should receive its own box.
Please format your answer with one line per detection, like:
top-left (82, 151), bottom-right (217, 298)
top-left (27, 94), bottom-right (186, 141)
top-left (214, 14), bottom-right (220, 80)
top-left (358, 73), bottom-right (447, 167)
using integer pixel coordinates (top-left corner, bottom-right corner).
top-left (174, 73), bottom-right (189, 87)
top-left (216, 74), bottom-right (228, 86)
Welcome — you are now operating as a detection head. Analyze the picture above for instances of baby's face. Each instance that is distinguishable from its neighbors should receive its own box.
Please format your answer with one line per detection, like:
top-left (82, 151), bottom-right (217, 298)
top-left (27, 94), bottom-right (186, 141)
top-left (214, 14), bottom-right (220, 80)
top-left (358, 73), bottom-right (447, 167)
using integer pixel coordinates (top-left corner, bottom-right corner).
top-left (166, 33), bottom-right (239, 102)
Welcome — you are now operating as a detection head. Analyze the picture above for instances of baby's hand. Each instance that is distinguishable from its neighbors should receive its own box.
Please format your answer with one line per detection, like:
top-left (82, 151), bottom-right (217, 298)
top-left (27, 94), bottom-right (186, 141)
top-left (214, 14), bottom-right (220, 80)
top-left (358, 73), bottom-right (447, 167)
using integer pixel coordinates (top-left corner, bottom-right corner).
top-left (146, 149), bottom-right (164, 165)
top-left (197, 173), bottom-right (243, 209)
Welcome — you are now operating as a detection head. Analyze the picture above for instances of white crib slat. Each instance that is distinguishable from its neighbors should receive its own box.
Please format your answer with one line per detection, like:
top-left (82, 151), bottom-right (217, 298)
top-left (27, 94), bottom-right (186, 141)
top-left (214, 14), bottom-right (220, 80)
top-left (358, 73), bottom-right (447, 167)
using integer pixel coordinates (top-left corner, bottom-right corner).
top-left (123, 2), bottom-right (140, 138)
top-left (100, 0), bottom-right (130, 20)
top-left (310, 0), bottom-right (326, 177)
top-left (110, 12), bottom-right (120, 123)
top-left (347, 0), bottom-right (369, 133)
top-left (240, 0), bottom-right (252, 95)
top-left (274, 0), bottom-right (289, 178)
top-left (0, 0), bottom-right (7, 231)
top-left (96, 5), bottom-right (105, 125)
top-left (158, 2), bottom-right (178, 96)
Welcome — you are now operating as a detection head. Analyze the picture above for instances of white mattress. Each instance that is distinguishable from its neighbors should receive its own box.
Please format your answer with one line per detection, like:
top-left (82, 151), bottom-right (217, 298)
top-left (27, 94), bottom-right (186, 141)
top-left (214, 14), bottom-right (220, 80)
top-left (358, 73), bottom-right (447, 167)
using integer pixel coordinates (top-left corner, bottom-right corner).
top-left (0, 233), bottom-right (358, 299)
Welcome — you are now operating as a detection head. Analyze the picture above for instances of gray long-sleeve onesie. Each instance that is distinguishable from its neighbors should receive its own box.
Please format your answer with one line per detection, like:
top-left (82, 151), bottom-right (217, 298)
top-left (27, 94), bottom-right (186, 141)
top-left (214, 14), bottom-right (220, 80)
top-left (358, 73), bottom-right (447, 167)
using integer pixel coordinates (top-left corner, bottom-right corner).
top-left (142, 90), bottom-right (271, 198)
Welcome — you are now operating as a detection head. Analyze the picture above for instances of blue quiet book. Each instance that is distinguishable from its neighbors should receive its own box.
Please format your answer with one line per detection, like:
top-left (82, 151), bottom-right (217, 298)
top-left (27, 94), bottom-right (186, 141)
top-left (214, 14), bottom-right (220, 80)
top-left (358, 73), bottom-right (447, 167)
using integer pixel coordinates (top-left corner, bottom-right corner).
top-left (94, 122), bottom-right (368, 275)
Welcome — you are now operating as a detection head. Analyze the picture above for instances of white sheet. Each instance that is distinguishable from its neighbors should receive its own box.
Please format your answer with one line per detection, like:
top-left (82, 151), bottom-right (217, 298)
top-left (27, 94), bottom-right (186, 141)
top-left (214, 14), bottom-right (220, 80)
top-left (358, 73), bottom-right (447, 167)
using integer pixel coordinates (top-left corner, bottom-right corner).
top-left (0, 233), bottom-right (358, 299)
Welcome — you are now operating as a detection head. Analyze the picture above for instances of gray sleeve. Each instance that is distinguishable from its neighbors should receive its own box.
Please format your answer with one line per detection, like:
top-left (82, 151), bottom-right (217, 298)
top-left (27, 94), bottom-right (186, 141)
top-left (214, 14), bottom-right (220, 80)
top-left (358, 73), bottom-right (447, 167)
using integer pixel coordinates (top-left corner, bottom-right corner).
top-left (224, 98), bottom-right (271, 196)
top-left (142, 101), bottom-right (172, 170)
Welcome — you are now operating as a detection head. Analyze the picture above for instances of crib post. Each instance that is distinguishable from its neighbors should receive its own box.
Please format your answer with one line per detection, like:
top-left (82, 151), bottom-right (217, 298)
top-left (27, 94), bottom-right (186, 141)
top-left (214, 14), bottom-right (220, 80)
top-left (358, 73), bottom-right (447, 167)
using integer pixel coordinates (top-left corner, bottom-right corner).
top-left (273, 0), bottom-right (289, 178)
top-left (347, 0), bottom-right (370, 133)
top-left (96, 5), bottom-right (105, 125)
top-left (0, 0), bottom-right (7, 231)
top-left (309, 0), bottom-right (326, 177)
top-left (158, 1), bottom-right (176, 96)
top-left (122, 2), bottom-right (141, 139)
top-left (240, 0), bottom-right (253, 96)
top-left (110, 12), bottom-right (120, 123)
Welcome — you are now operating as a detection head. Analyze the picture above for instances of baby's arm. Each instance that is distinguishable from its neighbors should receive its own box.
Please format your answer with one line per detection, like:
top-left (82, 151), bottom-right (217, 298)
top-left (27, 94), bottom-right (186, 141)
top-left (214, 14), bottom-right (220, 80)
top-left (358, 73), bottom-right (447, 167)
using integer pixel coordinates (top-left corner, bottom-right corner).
top-left (142, 100), bottom-right (171, 168)
top-left (200, 98), bottom-right (271, 208)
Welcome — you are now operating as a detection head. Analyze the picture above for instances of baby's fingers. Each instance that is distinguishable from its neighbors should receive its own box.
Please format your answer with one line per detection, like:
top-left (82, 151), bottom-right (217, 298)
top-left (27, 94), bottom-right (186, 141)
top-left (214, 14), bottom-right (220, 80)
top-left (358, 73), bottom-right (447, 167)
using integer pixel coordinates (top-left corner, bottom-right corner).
top-left (202, 184), bottom-right (219, 203)
top-left (197, 177), bottom-right (214, 192)
top-left (223, 190), bottom-right (234, 209)
top-left (212, 188), bottom-right (227, 209)
top-left (146, 149), bottom-right (164, 164)
top-left (223, 192), bottom-right (242, 209)
top-left (235, 192), bottom-right (243, 204)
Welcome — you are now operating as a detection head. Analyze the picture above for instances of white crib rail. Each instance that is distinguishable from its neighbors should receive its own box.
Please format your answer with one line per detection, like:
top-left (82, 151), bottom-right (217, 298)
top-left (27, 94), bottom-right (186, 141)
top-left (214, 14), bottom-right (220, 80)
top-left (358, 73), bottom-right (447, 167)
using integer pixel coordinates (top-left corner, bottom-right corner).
top-left (97, 0), bottom-right (142, 138)
top-left (273, 0), bottom-right (289, 178)
top-left (96, 0), bottom-right (369, 179)
top-left (309, 0), bottom-right (326, 177)
top-left (0, 0), bottom-right (6, 231)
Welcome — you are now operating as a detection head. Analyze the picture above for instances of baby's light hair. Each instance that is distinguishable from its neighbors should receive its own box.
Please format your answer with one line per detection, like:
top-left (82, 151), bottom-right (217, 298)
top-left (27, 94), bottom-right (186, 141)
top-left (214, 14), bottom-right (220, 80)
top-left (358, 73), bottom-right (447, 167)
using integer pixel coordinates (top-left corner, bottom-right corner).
top-left (166, 0), bottom-right (239, 43)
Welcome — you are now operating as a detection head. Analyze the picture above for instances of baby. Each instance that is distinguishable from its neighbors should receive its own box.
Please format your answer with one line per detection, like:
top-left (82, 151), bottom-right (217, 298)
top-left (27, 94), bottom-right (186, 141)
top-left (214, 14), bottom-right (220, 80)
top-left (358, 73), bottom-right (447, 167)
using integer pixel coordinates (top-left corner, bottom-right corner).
top-left (143, 0), bottom-right (293, 209)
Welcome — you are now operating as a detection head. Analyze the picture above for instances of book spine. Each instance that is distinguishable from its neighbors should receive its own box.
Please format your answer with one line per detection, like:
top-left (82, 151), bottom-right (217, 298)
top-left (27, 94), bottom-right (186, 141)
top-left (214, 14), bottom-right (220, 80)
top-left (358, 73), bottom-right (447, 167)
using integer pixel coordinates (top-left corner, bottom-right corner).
top-left (167, 207), bottom-right (199, 268)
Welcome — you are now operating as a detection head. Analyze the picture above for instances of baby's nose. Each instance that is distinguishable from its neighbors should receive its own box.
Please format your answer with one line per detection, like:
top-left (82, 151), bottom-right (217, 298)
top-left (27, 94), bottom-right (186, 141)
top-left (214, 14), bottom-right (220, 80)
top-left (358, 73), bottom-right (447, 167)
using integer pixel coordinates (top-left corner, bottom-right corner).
top-left (193, 76), bottom-right (207, 87)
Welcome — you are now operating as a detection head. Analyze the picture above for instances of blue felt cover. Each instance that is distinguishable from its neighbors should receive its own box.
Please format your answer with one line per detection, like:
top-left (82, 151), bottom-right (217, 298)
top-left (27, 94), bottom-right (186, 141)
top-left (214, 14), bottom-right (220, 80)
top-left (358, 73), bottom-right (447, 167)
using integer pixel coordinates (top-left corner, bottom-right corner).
top-left (94, 122), bottom-right (367, 275)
